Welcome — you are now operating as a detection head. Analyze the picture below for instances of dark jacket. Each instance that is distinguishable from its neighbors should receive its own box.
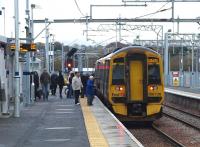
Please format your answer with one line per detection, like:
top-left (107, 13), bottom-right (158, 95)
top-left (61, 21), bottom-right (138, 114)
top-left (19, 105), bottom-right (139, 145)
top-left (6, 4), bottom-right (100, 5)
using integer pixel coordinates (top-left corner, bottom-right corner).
top-left (51, 73), bottom-right (58, 86)
top-left (57, 73), bottom-right (64, 87)
top-left (86, 79), bottom-right (95, 96)
top-left (40, 71), bottom-right (50, 85)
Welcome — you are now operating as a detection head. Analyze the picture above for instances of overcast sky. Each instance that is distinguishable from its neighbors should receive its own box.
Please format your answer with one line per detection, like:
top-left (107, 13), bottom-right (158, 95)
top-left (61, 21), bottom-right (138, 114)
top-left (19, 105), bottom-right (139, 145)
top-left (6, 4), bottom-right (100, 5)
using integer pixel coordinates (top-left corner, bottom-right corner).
top-left (1, 0), bottom-right (200, 46)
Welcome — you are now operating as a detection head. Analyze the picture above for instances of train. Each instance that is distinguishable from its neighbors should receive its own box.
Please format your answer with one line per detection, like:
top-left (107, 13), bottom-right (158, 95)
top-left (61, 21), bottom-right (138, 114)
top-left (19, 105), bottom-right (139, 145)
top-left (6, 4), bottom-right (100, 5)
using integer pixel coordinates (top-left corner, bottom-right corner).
top-left (95, 46), bottom-right (164, 122)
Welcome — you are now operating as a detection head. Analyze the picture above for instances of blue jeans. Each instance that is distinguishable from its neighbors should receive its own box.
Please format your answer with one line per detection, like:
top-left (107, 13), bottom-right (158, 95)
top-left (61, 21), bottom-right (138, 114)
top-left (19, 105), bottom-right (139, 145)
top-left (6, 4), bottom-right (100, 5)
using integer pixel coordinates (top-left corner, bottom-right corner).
top-left (87, 95), bottom-right (94, 105)
top-left (67, 84), bottom-right (73, 98)
top-left (42, 84), bottom-right (49, 101)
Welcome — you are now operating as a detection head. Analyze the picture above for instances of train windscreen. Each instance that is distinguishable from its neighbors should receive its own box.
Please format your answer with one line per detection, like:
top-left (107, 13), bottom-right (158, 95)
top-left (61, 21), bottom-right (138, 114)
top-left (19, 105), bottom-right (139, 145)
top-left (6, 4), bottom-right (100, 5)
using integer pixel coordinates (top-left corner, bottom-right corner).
top-left (148, 64), bottom-right (161, 84)
top-left (112, 64), bottom-right (124, 84)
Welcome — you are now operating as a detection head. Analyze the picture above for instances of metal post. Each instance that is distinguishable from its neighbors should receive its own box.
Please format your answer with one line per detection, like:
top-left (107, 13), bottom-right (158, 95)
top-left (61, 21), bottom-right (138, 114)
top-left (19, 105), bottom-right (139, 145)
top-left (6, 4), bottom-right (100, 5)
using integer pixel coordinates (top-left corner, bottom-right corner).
top-left (61, 43), bottom-right (64, 72)
top-left (49, 36), bottom-right (52, 73)
top-left (191, 38), bottom-right (194, 88)
top-left (52, 35), bottom-right (55, 72)
top-left (30, 4), bottom-right (35, 103)
top-left (2, 7), bottom-right (5, 36)
top-left (181, 38), bottom-right (184, 86)
top-left (164, 33), bottom-right (169, 86)
top-left (177, 16), bottom-right (180, 34)
top-left (119, 17), bottom-right (121, 42)
top-left (78, 54), bottom-right (82, 72)
top-left (45, 18), bottom-right (49, 72)
top-left (172, 0), bottom-right (174, 22)
top-left (14, 0), bottom-right (20, 117)
top-left (192, 44), bottom-right (194, 74)
top-left (196, 47), bottom-right (198, 87)
top-left (31, 4), bottom-right (35, 40)
top-left (115, 22), bottom-right (118, 48)
top-left (25, 0), bottom-right (31, 105)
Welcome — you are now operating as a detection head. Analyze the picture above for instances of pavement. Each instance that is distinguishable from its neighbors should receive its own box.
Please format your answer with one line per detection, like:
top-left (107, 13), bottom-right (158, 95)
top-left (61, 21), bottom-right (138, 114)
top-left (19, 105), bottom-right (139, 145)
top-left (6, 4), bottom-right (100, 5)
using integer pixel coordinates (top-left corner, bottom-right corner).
top-left (0, 96), bottom-right (90, 147)
top-left (165, 86), bottom-right (200, 94)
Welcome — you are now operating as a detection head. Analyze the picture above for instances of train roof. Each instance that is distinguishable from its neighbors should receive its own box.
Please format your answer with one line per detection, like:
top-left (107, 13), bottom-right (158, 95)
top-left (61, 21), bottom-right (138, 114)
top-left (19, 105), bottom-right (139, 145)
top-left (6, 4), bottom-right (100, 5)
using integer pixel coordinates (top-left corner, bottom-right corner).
top-left (97, 46), bottom-right (160, 62)
top-left (113, 45), bottom-right (159, 55)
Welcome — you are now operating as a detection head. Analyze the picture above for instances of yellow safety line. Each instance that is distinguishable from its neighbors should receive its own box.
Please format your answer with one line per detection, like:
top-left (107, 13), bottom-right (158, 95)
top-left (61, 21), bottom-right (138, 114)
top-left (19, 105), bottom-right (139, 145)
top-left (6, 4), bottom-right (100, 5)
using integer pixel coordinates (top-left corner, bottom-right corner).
top-left (80, 98), bottom-right (109, 147)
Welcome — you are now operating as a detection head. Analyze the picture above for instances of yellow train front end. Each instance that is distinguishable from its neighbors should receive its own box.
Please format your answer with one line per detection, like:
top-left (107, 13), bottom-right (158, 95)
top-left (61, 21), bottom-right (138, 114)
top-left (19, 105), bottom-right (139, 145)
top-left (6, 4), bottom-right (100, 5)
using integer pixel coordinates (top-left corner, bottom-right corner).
top-left (107, 46), bottom-right (164, 122)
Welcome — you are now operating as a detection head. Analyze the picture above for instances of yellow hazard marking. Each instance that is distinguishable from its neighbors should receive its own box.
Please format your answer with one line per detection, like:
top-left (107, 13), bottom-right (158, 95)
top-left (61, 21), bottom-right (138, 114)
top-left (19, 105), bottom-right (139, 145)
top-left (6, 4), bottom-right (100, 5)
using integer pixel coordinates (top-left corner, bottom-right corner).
top-left (80, 98), bottom-right (109, 147)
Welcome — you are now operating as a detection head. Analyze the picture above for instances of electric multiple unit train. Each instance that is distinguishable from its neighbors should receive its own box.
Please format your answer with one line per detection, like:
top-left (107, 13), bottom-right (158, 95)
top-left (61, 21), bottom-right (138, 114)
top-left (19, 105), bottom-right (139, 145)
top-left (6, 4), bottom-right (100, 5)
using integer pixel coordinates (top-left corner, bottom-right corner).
top-left (95, 46), bottom-right (164, 122)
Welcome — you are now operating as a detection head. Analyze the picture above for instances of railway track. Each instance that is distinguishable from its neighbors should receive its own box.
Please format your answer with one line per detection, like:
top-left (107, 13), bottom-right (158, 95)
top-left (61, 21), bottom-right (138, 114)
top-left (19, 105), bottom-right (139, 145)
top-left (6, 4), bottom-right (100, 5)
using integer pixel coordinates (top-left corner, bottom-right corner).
top-left (163, 105), bottom-right (200, 131)
top-left (163, 104), bottom-right (200, 118)
top-left (152, 124), bottom-right (185, 147)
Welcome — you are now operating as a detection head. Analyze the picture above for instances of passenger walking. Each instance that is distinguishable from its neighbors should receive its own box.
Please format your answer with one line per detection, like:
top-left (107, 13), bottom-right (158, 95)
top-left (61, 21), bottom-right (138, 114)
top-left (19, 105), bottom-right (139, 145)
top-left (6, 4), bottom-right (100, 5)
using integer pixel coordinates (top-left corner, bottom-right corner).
top-left (40, 69), bottom-right (50, 101)
top-left (50, 72), bottom-right (58, 96)
top-left (67, 71), bottom-right (74, 98)
top-left (57, 71), bottom-right (65, 99)
top-left (72, 72), bottom-right (83, 105)
top-left (86, 76), bottom-right (95, 106)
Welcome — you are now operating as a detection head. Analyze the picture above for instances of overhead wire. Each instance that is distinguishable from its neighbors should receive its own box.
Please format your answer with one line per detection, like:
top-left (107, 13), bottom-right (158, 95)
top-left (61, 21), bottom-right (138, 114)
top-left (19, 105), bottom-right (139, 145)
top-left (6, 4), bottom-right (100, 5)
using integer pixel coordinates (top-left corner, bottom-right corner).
top-left (134, 2), bottom-right (171, 19)
top-left (73, 0), bottom-right (86, 17)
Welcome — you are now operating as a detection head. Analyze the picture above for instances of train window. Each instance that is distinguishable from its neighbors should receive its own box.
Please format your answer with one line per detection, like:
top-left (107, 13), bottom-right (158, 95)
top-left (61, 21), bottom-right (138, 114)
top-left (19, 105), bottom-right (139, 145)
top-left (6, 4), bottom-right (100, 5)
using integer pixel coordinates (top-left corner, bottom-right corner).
top-left (112, 64), bottom-right (124, 84)
top-left (148, 64), bottom-right (161, 84)
top-left (113, 58), bottom-right (124, 63)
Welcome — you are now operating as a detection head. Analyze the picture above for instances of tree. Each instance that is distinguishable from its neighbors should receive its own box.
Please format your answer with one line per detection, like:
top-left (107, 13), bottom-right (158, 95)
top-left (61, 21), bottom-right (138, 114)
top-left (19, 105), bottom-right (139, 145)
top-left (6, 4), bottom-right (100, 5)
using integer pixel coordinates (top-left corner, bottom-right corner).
top-left (54, 41), bottom-right (62, 51)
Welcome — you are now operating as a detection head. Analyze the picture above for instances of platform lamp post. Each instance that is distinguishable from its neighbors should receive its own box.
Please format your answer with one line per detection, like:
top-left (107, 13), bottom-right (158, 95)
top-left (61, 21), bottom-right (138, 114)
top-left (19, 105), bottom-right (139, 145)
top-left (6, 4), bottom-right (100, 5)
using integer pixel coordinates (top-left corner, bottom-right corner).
top-left (14, 0), bottom-right (20, 117)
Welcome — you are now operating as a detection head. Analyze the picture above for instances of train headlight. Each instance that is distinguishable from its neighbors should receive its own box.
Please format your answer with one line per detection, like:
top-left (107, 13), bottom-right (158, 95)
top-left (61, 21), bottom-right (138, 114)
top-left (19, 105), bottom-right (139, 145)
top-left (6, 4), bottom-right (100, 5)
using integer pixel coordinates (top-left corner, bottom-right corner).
top-left (119, 87), bottom-right (123, 91)
top-left (115, 86), bottom-right (124, 91)
top-left (149, 85), bottom-right (158, 91)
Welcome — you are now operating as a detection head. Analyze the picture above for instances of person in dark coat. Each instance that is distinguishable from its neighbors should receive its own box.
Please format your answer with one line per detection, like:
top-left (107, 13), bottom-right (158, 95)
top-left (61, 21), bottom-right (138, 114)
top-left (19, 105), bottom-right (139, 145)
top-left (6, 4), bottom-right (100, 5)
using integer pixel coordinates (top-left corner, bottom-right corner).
top-left (86, 76), bottom-right (95, 106)
top-left (50, 72), bottom-right (58, 96)
top-left (57, 71), bottom-right (64, 99)
top-left (80, 73), bottom-right (89, 98)
top-left (40, 69), bottom-right (50, 101)
top-left (67, 71), bottom-right (74, 98)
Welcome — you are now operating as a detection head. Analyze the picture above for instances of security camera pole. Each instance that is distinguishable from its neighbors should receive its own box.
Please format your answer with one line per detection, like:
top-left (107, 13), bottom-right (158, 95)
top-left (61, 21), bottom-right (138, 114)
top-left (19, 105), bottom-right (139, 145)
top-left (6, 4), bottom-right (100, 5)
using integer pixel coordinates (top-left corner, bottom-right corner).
top-left (14, 0), bottom-right (20, 117)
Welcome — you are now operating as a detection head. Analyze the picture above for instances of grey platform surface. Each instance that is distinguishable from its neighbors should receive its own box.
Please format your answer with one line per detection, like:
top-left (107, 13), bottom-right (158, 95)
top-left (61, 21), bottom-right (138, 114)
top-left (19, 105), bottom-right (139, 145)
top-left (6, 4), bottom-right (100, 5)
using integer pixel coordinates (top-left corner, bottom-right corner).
top-left (0, 97), bottom-right (89, 147)
top-left (91, 97), bottom-right (143, 147)
top-left (165, 86), bottom-right (200, 100)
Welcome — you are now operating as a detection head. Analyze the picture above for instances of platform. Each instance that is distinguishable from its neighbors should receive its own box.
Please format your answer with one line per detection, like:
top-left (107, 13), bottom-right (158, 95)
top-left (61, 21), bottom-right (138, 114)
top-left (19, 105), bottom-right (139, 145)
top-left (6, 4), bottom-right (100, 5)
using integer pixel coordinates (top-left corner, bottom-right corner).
top-left (165, 86), bottom-right (200, 100)
top-left (164, 86), bottom-right (200, 113)
top-left (0, 95), bottom-right (143, 147)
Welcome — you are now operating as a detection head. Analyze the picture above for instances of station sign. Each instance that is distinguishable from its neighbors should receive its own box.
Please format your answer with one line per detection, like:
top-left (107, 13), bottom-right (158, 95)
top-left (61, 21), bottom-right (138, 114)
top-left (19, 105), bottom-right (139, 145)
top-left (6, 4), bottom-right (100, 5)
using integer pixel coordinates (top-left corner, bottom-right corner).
top-left (9, 43), bottom-right (37, 52)
top-left (172, 71), bottom-right (179, 87)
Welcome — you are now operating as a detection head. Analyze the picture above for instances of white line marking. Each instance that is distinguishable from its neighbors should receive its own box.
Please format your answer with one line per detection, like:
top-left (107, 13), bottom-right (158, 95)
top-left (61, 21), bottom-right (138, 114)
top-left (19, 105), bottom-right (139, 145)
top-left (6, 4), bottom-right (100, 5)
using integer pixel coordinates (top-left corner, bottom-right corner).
top-left (54, 112), bottom-right (74, 114)
top-left (56, 109), bottom-right (74, 111)
top-left (56, 105), bottom-right (73, 107)
top-left (45, 127), bottom-right (73, 130)
top-left (44, 139), bottom-right (71, 142)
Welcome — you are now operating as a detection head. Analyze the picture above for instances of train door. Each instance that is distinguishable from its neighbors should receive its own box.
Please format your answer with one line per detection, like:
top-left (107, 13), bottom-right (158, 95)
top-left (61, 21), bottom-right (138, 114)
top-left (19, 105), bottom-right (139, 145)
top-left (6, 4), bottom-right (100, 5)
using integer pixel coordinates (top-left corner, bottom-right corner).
top-left (129, 60), bottom-right (143, 101)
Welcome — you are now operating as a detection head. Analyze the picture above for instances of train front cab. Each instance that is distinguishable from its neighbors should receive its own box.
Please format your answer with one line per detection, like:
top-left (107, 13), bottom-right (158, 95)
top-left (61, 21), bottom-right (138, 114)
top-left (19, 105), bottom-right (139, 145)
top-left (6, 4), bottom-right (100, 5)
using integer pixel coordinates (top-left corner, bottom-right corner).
top-left (110, 49), bottom-right (164, 122)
